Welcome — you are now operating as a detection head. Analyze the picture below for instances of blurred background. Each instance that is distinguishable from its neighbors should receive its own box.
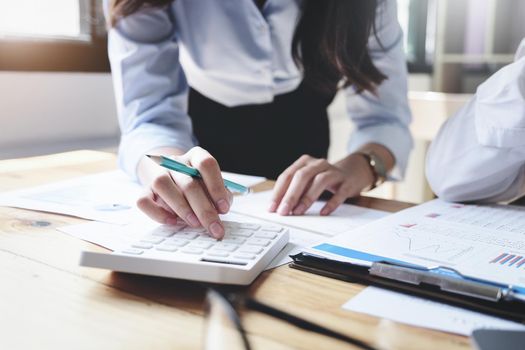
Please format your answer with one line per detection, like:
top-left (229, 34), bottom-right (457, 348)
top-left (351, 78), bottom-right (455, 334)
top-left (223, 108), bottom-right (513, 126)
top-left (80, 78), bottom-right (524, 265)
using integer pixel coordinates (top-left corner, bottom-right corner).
top-left (1, 0), bottom-right (524, 203)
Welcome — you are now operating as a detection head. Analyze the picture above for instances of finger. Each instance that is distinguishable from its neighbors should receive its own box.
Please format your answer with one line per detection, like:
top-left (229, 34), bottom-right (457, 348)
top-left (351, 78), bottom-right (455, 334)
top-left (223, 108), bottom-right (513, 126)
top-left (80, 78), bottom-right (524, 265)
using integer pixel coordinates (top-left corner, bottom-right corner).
top-left (320, 183), bottom-right (358, 216)
top-left (270, 155), bottom-right (313, 212)
top-left (188, 147), bottom-right (231, 214)
top-left (175, 174), bottom-right (225, 239)
top-left (277, 159), bottom-right (330, 216)
top-left (293, 171), bottom-right (342, 215)
top-left (137, 190), bottom-right (179, 225)
top-left (151, 173), bottom-right (201, 228)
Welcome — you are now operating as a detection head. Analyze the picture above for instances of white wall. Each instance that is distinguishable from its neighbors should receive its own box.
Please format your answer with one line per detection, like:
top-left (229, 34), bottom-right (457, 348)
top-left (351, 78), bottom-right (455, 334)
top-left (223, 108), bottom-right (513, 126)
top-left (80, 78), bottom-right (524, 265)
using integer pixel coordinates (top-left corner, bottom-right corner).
top-left (0, 72), bottom-right (119, 159)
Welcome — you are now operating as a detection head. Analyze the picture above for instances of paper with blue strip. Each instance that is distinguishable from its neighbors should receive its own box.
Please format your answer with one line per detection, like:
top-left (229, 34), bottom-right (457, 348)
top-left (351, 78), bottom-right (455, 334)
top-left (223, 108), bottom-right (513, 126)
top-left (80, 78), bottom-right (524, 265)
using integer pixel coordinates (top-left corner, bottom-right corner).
top-left (305, 199), bottom-right (525, 298)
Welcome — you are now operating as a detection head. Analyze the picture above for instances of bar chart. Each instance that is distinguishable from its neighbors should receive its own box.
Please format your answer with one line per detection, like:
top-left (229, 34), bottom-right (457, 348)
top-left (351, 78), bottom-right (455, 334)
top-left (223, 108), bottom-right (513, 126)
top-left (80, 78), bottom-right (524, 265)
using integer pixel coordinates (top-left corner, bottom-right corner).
top-left (490, 253), bottom-right (525, 267)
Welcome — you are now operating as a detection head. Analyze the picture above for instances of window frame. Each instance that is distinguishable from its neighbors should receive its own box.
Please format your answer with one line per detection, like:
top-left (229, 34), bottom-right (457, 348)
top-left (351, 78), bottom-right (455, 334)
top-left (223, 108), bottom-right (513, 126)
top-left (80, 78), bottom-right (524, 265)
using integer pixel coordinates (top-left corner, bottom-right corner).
top-left (405, 0), bottom-right (434, 74)
top-left (0, 0), bottom-right (109, 72)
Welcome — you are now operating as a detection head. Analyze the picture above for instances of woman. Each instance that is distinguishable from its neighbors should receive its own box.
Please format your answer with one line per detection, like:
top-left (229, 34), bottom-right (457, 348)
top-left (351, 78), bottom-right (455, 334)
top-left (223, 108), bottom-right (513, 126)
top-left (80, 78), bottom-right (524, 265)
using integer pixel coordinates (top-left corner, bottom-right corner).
top-left (426, 38), bottom-right (525, 203)
top-left (106, 0), bottom-right (412, 238)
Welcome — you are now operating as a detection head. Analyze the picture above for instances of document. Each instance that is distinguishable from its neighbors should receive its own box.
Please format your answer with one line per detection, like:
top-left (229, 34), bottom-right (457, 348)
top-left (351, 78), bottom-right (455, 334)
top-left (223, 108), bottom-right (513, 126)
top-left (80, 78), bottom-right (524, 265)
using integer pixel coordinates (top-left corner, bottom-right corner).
top-left (221, 171), bottom-right (266, 188)
top-left (231, 191), bottom-right (388, 237)
top-left (0, 171), bottom-right (266, 225)
top-left (308, 199), bottom-right (525, 290)
top-left (0, 171), bottom-right (143, 224)
top-left (343, 287), bottom-right (525, 336)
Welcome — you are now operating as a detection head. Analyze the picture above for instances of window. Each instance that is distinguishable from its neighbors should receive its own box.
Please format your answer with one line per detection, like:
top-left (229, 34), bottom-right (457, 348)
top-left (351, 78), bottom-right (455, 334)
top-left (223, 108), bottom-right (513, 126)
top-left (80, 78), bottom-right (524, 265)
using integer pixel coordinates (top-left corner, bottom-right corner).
top-left (0, 0), bottom-right (109, 72)
top-left (397, 0), bottom-right (436, 73)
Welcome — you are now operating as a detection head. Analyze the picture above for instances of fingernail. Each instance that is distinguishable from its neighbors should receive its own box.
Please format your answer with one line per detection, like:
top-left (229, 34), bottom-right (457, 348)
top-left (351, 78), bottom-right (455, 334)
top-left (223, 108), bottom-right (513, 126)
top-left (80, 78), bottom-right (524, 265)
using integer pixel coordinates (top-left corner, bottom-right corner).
top-left (209, 221), bottom-right (224, 238)
top-left (268, 201), bottom-right (278, 212)
top-left (186, 213), bottom-right (200, 227)
top-left (293, 203), bottom-right (306, 215)
top-left (320, 207), bottom-right (331, 216)
top-left (216, 199), bottom-right (230, 214)
top-left (277, 202), bottom-right (291, 216)
top-left (165, 217), bottom-right (178, 225)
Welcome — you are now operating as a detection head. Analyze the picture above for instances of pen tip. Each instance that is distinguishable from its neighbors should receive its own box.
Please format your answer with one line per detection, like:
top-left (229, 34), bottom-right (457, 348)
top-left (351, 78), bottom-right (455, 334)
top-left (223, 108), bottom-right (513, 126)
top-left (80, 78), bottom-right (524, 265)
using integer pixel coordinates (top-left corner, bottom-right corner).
top-left (146, 154), bottom-right (152, 159)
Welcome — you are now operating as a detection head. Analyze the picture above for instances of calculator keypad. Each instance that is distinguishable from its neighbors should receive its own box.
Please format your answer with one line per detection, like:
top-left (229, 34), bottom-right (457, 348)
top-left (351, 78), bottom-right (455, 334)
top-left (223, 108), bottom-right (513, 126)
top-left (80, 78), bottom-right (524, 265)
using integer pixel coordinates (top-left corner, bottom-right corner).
top-left (120, 221), bottom-right (282, 265)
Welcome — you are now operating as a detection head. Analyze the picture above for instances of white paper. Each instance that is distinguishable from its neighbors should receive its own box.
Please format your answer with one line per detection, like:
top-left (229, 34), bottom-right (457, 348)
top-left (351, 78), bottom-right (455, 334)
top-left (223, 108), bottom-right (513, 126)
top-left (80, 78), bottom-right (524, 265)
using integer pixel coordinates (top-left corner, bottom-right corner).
top-left (343, 287), bottom-right (525, 336)
top-left (231, 190), bottom-right (388, 237)
top-left (310, 199), bottom-right (525, 289)
top-left (0, 170), bottom-right (265, 225)
top-left (221, 172), bottom-right (266, 188)
top-left (0, 171), bottom-right (144, 224)
top-left (57, 219), bottom-right (157, 250)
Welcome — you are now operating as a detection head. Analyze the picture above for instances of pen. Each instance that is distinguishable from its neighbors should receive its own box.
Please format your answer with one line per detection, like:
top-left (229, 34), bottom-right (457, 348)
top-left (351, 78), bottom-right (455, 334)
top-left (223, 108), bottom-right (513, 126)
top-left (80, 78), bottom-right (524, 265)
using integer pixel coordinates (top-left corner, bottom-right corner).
top-left (146, 155), bottom-right (250, 194)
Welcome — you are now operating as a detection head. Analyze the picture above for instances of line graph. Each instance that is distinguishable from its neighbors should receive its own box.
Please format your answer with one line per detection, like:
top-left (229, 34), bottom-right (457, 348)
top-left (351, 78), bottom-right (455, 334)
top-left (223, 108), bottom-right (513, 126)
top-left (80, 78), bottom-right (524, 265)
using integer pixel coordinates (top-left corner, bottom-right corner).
top-left (394, 225), bottom-right (475, 263)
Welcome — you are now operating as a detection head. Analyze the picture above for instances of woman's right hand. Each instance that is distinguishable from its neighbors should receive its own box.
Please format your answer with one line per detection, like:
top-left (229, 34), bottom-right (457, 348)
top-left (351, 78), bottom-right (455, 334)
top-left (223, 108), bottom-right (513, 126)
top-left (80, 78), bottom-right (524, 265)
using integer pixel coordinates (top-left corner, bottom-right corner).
top-left (136, 147), bottom-right (233, 239)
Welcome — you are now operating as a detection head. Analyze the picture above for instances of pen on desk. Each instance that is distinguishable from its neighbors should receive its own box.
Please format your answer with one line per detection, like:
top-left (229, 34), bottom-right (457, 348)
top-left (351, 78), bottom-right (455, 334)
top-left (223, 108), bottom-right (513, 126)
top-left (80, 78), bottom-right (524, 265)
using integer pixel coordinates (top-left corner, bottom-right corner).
top-left (146, 155), bottom-right (251, 194)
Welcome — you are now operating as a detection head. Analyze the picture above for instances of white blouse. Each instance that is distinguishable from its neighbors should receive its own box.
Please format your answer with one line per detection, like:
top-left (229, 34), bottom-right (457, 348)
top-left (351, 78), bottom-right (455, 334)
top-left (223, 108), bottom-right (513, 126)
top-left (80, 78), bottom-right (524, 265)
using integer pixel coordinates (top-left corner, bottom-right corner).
top-left (426, 39), bottom-right (525, 203)
top-left (104, 0), bottom-right (413, 180)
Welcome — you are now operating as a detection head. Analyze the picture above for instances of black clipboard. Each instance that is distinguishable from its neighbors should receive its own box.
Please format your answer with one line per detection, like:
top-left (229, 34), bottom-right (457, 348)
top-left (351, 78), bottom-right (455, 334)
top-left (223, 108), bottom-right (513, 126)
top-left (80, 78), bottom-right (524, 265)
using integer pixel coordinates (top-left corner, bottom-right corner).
top-left (289, 252), bottom-right (525, 323)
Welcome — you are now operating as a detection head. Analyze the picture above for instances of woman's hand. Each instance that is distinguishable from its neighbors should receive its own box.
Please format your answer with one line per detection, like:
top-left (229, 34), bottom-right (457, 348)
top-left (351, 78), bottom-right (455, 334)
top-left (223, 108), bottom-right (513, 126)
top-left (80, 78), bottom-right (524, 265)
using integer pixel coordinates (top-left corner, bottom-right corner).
top-left (269, 144), bottom-right (394, 216)
top-left (136, 147), bottom-right (232, 239)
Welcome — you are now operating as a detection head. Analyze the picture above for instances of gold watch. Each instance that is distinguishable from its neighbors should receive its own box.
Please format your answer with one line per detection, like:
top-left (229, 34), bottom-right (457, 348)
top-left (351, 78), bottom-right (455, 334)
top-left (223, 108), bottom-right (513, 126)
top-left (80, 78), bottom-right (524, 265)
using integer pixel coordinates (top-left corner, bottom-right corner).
top-left (355, 151), bottom-right (387, 190)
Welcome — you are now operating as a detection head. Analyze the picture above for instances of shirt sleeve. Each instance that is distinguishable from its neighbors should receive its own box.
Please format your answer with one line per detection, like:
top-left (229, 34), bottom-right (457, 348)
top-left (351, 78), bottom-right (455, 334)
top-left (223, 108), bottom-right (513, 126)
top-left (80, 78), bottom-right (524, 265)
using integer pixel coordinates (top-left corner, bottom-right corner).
top-left (345, 0), bottom-right (413, 180)
top-left (105, 1), bottom-right (195, 181)
top-left (426, 56), bottom-right (525, 203)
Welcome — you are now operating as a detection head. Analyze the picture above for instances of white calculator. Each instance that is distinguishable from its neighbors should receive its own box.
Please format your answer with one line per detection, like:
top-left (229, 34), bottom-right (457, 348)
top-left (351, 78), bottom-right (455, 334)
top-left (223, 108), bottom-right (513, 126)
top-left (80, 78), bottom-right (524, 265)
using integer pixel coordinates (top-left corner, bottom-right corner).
top-left (80, 221), bottom-right (289, 285)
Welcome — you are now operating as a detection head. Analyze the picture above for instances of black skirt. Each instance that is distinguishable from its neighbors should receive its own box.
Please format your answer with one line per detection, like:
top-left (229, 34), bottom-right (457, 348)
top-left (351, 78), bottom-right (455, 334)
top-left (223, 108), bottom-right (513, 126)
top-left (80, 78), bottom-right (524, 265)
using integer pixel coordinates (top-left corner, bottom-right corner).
top-left (188, 82), bottom-right (335, 180)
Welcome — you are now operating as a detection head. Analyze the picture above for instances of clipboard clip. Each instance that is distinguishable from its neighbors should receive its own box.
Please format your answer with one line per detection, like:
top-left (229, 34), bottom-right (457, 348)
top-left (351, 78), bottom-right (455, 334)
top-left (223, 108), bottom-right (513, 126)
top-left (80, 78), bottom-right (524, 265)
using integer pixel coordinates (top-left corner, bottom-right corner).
top-left (369, 262), bottom-right (514, 302)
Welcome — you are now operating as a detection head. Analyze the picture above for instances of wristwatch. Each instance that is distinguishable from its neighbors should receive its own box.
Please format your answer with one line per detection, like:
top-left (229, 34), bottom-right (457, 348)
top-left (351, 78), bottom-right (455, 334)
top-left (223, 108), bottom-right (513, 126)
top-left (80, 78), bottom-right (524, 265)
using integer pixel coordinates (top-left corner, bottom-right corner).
top-left (355, 151), bottom-right (387, 190)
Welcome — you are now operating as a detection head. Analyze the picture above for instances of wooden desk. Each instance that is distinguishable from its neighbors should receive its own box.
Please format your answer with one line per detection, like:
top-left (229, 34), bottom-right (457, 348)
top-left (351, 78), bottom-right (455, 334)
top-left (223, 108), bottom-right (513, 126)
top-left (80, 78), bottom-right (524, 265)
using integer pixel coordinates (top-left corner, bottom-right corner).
top-left (0, 151), bottom-right (470, 350)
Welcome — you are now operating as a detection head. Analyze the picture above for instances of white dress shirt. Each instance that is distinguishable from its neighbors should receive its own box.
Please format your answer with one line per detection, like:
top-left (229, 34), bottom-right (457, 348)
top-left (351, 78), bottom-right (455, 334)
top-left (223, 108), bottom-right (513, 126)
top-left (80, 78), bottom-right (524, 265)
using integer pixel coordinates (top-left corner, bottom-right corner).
top-left (426, 39), bottom-right (525, 203)
top-left (104, 0), bottom-right (413, 180)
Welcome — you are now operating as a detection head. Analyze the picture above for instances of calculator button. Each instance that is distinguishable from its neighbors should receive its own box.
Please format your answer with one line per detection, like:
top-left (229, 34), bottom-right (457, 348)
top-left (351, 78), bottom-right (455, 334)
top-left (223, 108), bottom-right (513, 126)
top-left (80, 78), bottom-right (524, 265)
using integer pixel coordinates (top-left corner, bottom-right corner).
top-left (231, 229), bottom-right (254, 237)
top-left (213, 243), bottom-right (239, 252)
top-left (238, 246), bottom-right (263, 254)
top-left (121, 248), bottom-right (143, 255)
top-left (165, 239), bottom-right (189, 247)
top-left (131, 242), bottom-right (154, 249)
top-left (196, 235), bottom-right (216, 242)
top-left (247, 239), bottom-right (270, 247)
top-left (181, 248), bottom-right (204, 255)
top-left (183, 227), bottom-right (207, 233)
top-left (222, 237), bottom-right (246, 244)
top-left (189, 241), bottom-right (213, 249)
top-left (261, 226), bottom-right (283, 233)
top-left (239, 223), bottom-right (261, 230)
top-left (175, 232), bottom-right (198, 240)
top-left (223, 222), bottom-right (240, 229)
top-left (254, 232), bottom-right (277, 239)
top-left (151, 230), bottom-right (175, 238)
top-left (140, 237), bottom-right (165, 244)
top-left (156, 246), bottom-right (178, 252)
top-left (206, 251), bottom-right (229, 257)
top-left (233, 253), bottom-right (256, 260)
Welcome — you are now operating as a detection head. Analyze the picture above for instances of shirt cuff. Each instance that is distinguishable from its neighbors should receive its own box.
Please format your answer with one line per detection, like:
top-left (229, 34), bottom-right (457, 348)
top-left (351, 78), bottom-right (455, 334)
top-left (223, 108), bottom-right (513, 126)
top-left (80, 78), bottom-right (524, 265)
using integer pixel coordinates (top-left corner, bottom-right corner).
top-left (347, 123), bottom-right (413, 181)
top-left (118, 123), bottom-right (196, 182)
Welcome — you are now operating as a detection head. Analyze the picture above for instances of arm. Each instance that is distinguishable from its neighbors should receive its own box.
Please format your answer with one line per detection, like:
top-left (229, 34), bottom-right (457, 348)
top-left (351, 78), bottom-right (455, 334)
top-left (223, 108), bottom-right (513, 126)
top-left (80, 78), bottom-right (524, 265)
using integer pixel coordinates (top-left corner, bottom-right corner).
top-left (271, 0), bottom-right (412, 216)
top-left (426, 57), bottom-right (525, 203)
top-left (345, 0), bottom-right (413, 181)
top-left (106, 2), bottom-right (195, 182)
top-left (106, 3), bottom-right (230, 237)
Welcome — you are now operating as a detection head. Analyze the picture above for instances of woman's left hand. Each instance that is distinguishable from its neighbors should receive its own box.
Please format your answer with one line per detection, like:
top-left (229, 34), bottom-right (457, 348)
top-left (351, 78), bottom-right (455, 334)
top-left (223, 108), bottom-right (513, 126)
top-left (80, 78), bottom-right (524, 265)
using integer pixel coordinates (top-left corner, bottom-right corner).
top-left (268, 153), bottom-right (376, 216)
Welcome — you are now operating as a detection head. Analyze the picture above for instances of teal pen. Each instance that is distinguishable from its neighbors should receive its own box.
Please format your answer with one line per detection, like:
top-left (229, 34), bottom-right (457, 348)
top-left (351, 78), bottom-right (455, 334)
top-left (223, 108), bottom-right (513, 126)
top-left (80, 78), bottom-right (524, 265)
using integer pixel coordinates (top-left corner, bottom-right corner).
top-left (146, 155), bottom-right (251, 194)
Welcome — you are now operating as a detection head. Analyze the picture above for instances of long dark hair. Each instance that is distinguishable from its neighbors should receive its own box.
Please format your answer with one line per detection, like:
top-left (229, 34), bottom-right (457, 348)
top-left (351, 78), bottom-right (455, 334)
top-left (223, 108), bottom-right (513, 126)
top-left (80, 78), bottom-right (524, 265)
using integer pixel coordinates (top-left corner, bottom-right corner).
top-left (110, 0), bottom-right (386, 95)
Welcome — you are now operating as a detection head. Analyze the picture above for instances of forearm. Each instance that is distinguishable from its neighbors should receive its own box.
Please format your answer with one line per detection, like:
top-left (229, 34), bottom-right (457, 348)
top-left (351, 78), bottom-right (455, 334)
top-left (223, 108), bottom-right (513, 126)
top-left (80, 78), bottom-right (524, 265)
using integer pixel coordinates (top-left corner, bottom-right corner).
top-left (335, 143), bottom-right (395, 190)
